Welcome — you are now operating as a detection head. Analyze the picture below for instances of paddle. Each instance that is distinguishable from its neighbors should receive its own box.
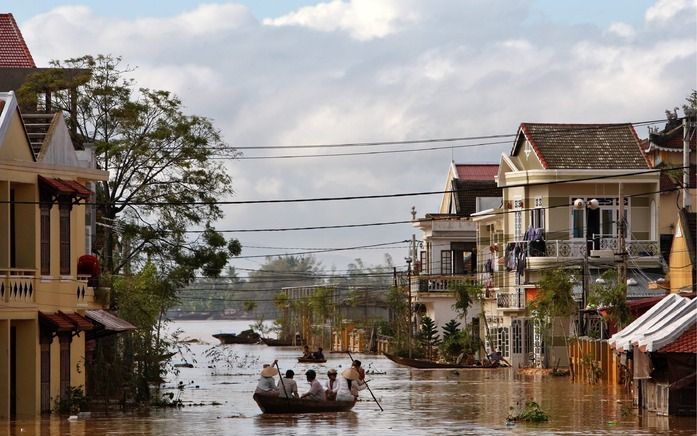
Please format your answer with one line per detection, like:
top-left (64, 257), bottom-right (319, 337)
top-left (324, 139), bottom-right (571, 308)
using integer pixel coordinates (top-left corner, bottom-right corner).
top-left (346, 350), bottom-right (383, 412)
top-left (273, 360), bottom-right (290, 400)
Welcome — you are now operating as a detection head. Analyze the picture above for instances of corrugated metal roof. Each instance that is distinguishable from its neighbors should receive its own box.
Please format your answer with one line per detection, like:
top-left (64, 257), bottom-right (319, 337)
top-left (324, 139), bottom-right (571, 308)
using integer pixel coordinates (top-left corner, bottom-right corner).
top-left (609, 294), bottom-right (697, 353)
top-left (0, 14), bottom-right (36, 68)
top-left (85, 310), bottom-right (137, 332)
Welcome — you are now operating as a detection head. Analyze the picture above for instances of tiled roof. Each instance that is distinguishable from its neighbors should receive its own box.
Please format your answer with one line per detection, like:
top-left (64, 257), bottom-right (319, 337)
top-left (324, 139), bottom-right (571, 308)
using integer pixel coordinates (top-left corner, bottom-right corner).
top-left (454, 164), bottom-right (499, 181)
top-left (658, 325), bottom-right (697, 353)
top-left (0, 14), bottom-right (35, 68)
top-left (648, 124), bottom-right (697, 152)
top-left (515, 123), bottom-right (649, 169)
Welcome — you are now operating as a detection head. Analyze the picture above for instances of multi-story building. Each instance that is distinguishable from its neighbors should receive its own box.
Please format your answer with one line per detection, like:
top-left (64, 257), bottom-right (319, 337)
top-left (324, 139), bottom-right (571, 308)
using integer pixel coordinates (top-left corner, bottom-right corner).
top-left (0, 90), bottom-right (109, 416)
top-left (474, 123), bottom-right (664, 368)
top-left (410, 163), bottom-right (501, 346)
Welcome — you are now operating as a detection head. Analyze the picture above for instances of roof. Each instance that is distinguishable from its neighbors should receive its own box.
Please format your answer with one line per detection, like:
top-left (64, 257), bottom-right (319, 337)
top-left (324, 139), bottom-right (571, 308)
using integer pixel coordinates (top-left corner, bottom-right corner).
top-left (513, 123), bottom-right (649, 169)
top-left (454, 164), bottom-right (499, 181)
top-left (609, 294), bottom-right (697, 353)
top-left (39, 311), bottom-right (93, 332)
top-left (452, 179), bottom-right (502, 216)
top-left (0, 14), bottom-right (35, 68)
top-left (85, 310), bottom-right (137, 332)
top-left (646, 123), bottom-right (697, 153)
top-left (658, 325), bottom-right (697, 353)
top-left (38, 175), bottom-right (91, 198)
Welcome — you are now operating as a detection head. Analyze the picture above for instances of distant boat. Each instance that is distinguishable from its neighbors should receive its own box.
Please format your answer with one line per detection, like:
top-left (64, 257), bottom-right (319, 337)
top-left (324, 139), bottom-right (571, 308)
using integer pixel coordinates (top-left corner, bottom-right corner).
top-left (297, 357), bottom-right (327, 363)
top-left (383, 352), bottom-right (497, 369)
top-left (212, 329), bottom-right (260, 344)
top-left (261, 337), bottom-right (295, 346)
top-left (253, 393), bottom-right (355, 413)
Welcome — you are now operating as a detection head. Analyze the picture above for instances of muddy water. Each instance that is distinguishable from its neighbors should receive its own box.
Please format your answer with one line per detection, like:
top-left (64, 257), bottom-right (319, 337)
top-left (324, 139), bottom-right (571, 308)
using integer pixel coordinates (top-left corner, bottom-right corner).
top-left (3, 320), bottom-right (695, 435)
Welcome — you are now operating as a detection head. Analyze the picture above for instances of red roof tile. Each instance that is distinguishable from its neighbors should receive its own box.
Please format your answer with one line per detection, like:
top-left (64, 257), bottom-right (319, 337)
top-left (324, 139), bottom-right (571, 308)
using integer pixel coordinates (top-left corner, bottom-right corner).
top-left (38, 175), bottom-right (92, 198)
top-left (0, 14), bottom-right (35, 68)
top-left (659, 325), bottom-right (697, 353)
top-left (454, 164), bottom-right (499, 181)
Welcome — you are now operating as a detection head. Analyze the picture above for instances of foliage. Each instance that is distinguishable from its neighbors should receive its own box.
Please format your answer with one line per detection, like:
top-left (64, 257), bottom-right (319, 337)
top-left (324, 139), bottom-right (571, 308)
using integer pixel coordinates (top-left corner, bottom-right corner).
top-left (451, 280), bottom-right (482, 320)
top-left (56, 385), bottom-right (88, 415)
top-left (439, 330), bottom-right (466, 362)
top-left (441, 319), bottom-right (461, 340)
top-left (419, 316), bottom-right (441, 360)
top-left (386, 285), bottom-right (411, 354)
top-left (509, 401), bottom-right (550, 423)
top-left (19, 55), bottom-right (240, 279)
top-left (588, 270), bottom-right (631, 331)
top-left (528, 268), bottom-right (576, 322)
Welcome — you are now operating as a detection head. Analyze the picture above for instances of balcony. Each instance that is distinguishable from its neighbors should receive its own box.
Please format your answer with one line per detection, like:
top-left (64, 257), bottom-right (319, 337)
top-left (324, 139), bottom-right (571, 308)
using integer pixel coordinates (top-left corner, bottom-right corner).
top-left (414, 275), bottom-right (471, 293)
top-left (0, 268), bottom-right (37, 306)
top-left (496, 292), bottom-right (526, 310)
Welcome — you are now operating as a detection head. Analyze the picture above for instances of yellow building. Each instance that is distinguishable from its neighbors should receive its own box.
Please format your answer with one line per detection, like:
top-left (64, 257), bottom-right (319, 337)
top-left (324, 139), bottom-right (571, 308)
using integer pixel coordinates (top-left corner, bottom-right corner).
top-left (0, 91), bottom-right (108, 417)
top-left (667, 209), bottom-right (696, 293)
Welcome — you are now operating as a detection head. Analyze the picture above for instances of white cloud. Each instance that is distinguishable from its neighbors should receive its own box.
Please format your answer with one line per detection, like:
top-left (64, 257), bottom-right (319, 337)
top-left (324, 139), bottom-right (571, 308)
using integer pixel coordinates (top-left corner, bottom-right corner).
top-left (263, 0), bottom-right (419, 40)
top-left (16, 1), bottom-right (697, 269)
top-left (607, 22), bottom-right (636, 39)
top-left (645, 0), bottom-right (697, 23)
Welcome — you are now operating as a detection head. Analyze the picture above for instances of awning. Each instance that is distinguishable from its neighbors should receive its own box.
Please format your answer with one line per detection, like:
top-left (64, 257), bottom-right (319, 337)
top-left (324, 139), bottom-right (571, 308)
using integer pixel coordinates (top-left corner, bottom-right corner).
top-left (39, 311), bottom-right (93, 334)
top-left (85, 310), bottom-right (136, 339)
top-left (38, 175), bottom-right (91, 200)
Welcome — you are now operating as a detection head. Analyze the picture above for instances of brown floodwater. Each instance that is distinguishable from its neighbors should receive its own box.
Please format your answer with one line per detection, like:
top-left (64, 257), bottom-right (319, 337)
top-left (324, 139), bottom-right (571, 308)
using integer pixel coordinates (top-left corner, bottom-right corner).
top-left (2, 320), bottom-right (695, 435)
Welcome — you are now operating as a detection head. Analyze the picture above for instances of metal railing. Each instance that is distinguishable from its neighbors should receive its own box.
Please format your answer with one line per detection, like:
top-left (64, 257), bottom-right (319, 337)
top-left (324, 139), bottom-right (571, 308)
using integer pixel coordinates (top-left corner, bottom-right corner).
top-left (496, 292), bottom-right (525, 309)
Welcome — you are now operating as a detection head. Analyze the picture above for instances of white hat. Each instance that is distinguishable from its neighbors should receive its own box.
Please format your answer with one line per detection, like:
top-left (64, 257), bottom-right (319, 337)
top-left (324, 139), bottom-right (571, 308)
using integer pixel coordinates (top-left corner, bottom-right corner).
top-left (261, 366), bottom-right (279, 377)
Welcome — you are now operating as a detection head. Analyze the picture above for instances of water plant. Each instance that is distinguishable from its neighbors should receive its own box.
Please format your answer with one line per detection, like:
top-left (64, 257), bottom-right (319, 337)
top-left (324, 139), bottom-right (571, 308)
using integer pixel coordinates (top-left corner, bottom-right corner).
top-left (508, 400), bottom-right (549, 423)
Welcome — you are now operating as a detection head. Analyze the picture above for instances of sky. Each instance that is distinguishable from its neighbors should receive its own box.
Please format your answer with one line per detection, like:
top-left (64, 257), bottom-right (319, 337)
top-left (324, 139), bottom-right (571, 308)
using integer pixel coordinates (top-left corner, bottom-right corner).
top-left (6, 0), bottom-right (697, 277)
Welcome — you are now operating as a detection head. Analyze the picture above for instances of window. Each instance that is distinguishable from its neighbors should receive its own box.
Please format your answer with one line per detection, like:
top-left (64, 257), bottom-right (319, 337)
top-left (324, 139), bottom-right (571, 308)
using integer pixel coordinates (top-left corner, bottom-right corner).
top-left (40, 206), bottom-right (51, 275)
top-left (572, 208), bottom-right (584, 239)
top-left (440, 250), bottom-right (452, 275)
top-left (59, 204), bottom-right (71, 275)
top-left (531, 208), bottom-right (544, 230)
top-left (512, 320), bottom-right (522, 354)
top-left (514, 211), bottom-right (523, 241)
top-left (496, 327), bottom-right (510, 357)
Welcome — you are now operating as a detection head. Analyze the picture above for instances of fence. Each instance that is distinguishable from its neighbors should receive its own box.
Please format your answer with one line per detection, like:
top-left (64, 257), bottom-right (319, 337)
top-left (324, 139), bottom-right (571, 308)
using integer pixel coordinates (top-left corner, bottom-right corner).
top-left (568, 337), bottom-right (621, 385)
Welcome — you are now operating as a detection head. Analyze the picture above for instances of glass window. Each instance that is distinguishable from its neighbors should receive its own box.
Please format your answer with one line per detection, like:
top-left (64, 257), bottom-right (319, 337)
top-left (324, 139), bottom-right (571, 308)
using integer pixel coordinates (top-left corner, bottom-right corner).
top-left (497, 327), bottom-right (510, 357)
top-left (40, 206), bottom-right (51, 275)
top-left (440, 250), bottom-right (452, 275)
top-left (531, 208), bottom-right (544, 229)
top-left (572, 208), bottom-right (584, 238)
top-left (59, 204), bottom-right (71, 275)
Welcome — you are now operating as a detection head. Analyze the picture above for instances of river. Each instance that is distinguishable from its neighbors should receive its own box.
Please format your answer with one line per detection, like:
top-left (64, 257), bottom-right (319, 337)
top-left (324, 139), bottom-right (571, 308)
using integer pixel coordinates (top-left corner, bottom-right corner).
top-left (3, 320), bottom-right (695, 435)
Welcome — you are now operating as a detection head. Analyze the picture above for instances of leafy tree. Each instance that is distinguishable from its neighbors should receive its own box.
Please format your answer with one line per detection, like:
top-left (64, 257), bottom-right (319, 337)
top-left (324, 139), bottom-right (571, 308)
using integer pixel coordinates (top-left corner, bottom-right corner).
top-left (528, 268), bottom-right (576, 368)
top-left (419, 316), bottom-right (441, 360)
top-left (386, 285), bottom-right (410, 354)
top-left (588, 270), bottom-right (631, 333)
top-left (452, 280), bottom-right (482, 320)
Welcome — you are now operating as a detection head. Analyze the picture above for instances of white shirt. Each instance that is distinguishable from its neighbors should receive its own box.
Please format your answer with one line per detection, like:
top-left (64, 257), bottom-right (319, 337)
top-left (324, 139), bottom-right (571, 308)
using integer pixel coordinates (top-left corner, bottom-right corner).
top-left (335, 377), bottom-right (358, 402)
top-left (324, 377), bottom-right (339, 394)
top-left (255, 376), bottom-right (278, 394)
top-left (277, 378), bottom-right (298, 398)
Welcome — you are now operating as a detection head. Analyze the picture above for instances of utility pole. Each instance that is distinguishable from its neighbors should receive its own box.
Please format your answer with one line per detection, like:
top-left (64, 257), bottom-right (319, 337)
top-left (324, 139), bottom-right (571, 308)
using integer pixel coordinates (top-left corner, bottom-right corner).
top-left (684, 117), bottom-right (691, 210)
top-left (618, 183), bottom-right (627, 296)
top-left (406, 257), bottom-right (413, 359)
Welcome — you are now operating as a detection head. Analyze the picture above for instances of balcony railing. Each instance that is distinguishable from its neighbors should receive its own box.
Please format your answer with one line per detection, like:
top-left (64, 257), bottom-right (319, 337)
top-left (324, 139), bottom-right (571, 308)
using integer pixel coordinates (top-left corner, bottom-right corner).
top-left (496, 292), bottom-right (525, 309)
top-left (0, 268), bottom-right (37, 305)
top-left (416, 275), bottom-right (471, 293)
top-left (503, 238), bottom-right (659, 261)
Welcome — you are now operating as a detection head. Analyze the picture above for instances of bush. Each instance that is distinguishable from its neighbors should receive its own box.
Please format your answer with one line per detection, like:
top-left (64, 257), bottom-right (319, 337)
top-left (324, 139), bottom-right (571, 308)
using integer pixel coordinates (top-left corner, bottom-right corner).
top-left (56, 385), bottom-right (88, 415)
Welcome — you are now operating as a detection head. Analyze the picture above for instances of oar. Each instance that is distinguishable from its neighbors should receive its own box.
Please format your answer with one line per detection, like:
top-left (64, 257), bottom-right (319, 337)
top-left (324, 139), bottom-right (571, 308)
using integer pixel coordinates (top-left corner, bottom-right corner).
top-left (346, 350), bottom-right (383, 412)
top-left (273, 359), bottom-right (290, 400)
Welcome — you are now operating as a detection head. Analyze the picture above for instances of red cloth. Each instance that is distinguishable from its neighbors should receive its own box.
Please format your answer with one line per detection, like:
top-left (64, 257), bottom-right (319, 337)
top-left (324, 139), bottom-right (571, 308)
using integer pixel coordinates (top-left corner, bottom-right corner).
top-left (78, 254), bottom-right (101, 277)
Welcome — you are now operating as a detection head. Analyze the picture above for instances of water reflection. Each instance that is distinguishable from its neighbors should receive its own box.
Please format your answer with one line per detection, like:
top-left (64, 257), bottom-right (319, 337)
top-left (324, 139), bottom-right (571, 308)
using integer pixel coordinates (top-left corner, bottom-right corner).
top-left (1, 320), bottom-right (694, 435)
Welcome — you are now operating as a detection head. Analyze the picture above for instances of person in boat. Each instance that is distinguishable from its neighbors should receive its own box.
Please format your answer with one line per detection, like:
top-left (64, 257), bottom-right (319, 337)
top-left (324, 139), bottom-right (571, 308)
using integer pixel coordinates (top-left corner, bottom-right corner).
top-left (324, 368), bottom-right (339, 400)
top-left (302, 345), bottom-right (312, 359)
top-left (313, 347), bottom-right (325, 360)
top-left (277, 369), bottom-right (299, 399)
top-left (351, 359), bottom-right (367, 391)
top-left (487, 350), bottom-right (511, 367)
top-left (336, 368), bottom-right (360, 401)
top-left (300, 369), bottom-right (325, 400)
top-left (255, 362), bottom-right (279, 396)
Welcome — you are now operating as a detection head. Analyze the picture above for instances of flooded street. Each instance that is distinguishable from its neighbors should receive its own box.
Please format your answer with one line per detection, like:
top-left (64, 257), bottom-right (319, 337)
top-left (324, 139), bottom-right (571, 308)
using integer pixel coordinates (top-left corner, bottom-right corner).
top-left (3, 321), bottom-right (695, 435)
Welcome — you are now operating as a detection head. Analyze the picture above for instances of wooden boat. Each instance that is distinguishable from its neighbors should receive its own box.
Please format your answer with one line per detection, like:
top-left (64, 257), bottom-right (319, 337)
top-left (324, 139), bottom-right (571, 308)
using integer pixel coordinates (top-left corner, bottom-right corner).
top-left (297, 357), bottom-right (327, 363)
top-left (253, 393), bottom-right (355, 413)
top-left (261, 337), bottom-right (295, 346)
top-left (212, 330), bottom-right (260, 344)
top-left (384, 352), bottom-right (497, 369)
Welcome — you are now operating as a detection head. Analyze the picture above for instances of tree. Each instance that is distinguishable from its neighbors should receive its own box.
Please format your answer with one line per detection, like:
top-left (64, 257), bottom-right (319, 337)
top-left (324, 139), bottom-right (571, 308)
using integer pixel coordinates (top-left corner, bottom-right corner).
top-left (441, 319), bottom-right (461, 340)
top-left (528, 268), bottom-right (577, 368)
top-left (588, 270), bottom-right (631, 334)
top-left (451, 280), bottom-right (481, 320)
top-left (419, 316), bottom-right (441, 360)
top-left (19, 55), bottom-right (241, 279)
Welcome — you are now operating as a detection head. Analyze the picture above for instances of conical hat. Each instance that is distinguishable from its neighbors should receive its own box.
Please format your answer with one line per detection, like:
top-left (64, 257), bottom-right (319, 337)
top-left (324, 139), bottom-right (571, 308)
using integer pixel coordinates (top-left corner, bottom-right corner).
top-left (261, 366), bottom-right (279, 377)
top-left (341, 368), bottom-right (359, 380)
